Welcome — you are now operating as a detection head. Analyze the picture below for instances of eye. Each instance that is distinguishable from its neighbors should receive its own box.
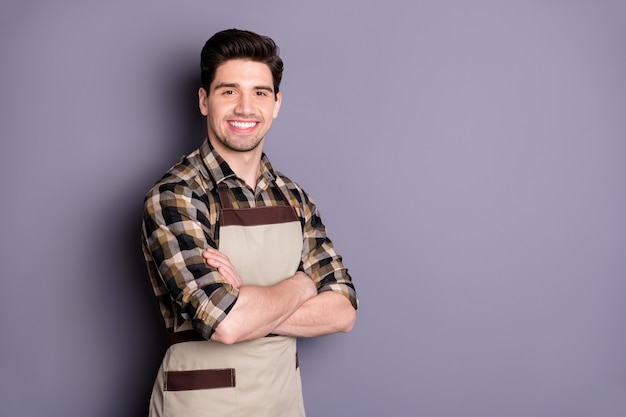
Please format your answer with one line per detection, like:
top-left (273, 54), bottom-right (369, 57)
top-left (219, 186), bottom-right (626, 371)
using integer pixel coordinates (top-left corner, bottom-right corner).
top-left (223, 90), bottom-right (236, 95)
top-left (255, 91), bottom-right (268, 96)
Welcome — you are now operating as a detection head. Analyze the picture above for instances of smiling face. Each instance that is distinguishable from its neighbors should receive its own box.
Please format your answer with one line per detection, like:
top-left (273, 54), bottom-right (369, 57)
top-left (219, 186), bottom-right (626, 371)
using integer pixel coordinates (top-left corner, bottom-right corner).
top-left (199, 59), bottom-right (282, 157)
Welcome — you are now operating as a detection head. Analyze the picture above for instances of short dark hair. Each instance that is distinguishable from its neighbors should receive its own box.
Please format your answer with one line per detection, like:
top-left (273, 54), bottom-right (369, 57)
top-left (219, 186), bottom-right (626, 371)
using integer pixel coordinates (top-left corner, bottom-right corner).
top-left (200, 29), bottom-right (284, 98)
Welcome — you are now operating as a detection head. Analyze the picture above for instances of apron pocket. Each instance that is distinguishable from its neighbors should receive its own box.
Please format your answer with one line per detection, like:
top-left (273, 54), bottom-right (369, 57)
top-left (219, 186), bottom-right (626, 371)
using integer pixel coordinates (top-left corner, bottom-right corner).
top-left (165, 368), bottom-right (236, 391)
top-left (162, 370), bottom-right (237, 417)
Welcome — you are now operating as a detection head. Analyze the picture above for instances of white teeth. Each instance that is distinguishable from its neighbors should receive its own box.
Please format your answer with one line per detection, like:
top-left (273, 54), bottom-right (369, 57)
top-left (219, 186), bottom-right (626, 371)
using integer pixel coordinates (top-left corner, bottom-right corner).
top-left (230, 121), bottom-right (257, 129)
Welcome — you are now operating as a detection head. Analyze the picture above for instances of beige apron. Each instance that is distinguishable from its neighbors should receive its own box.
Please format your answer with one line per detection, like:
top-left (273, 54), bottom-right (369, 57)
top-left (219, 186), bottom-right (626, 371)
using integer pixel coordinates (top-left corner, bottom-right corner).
top-left (149, 178), bottom-right (306, 417)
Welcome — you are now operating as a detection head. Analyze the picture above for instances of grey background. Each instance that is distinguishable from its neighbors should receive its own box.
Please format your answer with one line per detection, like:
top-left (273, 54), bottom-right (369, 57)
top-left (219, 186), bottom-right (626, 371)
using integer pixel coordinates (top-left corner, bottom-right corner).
top-left (1, 1), bottom-right (625, 416)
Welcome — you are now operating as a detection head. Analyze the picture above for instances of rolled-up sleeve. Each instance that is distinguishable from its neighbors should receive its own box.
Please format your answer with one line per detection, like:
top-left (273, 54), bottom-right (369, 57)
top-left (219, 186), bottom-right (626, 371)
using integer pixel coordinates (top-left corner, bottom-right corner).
top-left (142, 182), bottom-right (238, 339)
top-left (298, 190), bottom-right (358, 310)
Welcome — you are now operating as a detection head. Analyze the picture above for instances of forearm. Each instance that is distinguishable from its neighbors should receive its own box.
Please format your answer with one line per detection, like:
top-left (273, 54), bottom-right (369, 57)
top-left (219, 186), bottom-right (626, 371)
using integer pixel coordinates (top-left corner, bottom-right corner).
top-left (211, 272), bottom-right (316, 344)
top-left (272, 291), bottom-right (357, 338)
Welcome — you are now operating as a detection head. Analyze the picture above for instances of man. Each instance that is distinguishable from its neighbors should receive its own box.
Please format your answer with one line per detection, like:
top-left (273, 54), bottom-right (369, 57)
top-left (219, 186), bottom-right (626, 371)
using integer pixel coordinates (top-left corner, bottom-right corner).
top-left (141, 29), bottom-right (358, 417)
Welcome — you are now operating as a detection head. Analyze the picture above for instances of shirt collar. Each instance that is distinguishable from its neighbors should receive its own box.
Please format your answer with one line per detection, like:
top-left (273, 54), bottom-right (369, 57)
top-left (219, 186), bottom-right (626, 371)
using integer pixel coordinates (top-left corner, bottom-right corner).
top-left (199, 138), bottom-right (277, 186)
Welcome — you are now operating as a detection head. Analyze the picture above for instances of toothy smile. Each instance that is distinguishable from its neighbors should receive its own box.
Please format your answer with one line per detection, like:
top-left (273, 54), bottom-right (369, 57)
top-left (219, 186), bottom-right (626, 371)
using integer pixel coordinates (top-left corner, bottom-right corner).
top-left (229, 121), bottom-right (257, 129)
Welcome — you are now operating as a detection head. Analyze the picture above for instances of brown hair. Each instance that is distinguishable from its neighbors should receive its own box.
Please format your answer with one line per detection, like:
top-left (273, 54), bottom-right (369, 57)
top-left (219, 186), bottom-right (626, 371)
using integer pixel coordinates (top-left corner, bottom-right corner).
top-left (200, 29), bottom-right (284, 98)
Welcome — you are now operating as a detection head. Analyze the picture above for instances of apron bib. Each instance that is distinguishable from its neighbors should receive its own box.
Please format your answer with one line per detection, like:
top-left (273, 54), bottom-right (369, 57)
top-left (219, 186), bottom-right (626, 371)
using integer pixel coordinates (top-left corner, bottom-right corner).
top-left (149, 179), bottom-right (305, 417)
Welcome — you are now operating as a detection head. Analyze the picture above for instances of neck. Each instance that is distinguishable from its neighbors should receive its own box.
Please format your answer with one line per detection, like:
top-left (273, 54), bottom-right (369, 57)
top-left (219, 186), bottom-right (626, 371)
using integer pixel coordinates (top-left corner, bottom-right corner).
top-left (228, 153), bottom-right (262, 189)
top-left (209, 138), bottom-right (263, 189)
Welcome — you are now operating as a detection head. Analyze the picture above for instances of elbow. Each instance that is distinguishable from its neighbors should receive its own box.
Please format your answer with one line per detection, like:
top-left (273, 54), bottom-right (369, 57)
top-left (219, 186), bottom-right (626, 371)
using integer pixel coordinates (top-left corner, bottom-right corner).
top-left (211, 332), bottom-right (236, 345)
top-left (210, 322), bottom-right (240, 345)
top-left (338, 304), bottom-right (357, 333)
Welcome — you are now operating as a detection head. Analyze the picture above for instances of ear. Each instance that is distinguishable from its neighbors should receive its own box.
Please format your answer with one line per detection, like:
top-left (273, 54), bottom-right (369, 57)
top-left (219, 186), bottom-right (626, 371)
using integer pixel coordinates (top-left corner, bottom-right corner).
top-left (273, 91), bottom-right (282, 119)
top-left (198, 87), bottom-right (209, 116)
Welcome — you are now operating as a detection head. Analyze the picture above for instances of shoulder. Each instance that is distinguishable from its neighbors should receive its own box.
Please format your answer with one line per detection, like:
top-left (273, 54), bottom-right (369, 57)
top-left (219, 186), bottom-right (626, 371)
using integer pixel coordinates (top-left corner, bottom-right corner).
top-left (144, 150), bottom-right (214, 211)
top-left (150, 146), bottom-right (213, 191)
top-left (273, 170), bottom-right (313, 206)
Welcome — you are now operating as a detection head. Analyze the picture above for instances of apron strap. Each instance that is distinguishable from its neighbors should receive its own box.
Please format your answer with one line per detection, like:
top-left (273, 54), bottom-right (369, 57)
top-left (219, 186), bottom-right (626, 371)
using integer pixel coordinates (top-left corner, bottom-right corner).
top-left (273, 175), bottom-right (300, 219)
top-left (169, 329), bottom-right (205, 346)
top-left (216, 183), bottom-right (232, 209)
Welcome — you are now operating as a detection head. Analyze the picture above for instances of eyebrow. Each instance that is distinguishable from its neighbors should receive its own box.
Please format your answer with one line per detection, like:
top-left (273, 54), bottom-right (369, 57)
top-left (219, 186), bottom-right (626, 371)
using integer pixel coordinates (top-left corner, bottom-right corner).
top-left (213, 82), bottom-right (274, 93)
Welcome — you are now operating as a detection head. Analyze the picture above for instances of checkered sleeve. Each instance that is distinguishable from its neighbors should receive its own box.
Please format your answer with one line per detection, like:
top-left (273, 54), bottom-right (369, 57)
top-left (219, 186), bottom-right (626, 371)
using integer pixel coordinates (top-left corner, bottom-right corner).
top-left (291, 184), bottom-right (358, 310)
top-left (142, 180), bottom-right (239, 339)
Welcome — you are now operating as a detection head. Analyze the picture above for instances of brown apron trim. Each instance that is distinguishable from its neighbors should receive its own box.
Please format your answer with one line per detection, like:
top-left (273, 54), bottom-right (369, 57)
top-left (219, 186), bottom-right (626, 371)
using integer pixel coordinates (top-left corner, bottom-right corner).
top-left (216, 181), bottom-right (299, 227)
top-left (220, 205), bottom-right (298, 227)
top-left (165, 368), bottom-right (236, 391)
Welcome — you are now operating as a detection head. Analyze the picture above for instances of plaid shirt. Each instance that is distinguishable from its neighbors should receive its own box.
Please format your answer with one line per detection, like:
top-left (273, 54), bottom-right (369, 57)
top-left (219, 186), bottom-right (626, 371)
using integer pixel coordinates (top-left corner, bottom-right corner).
top-left (142, 139), bottom-right (358, 339)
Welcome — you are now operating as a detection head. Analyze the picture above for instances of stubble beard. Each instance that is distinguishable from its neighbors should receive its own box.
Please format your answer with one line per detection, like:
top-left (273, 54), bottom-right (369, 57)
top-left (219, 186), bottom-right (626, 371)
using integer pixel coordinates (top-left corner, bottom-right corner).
top-left (215, 133), bottom-right (264, 153)
top-left (209, 117), bottom-right (267, 153)
top-left (209, 118), bottom-right (265, 153)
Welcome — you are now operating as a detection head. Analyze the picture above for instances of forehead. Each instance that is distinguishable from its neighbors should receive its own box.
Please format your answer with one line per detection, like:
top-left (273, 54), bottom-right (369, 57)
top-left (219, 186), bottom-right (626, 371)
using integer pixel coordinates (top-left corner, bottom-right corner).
top-left (212, 59), bottom-right (274, 88)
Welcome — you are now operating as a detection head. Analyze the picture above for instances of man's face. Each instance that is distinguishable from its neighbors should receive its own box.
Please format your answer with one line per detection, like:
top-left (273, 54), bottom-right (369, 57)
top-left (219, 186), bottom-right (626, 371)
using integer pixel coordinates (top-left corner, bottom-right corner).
top-left (199, 59), bottom-right (281, 154)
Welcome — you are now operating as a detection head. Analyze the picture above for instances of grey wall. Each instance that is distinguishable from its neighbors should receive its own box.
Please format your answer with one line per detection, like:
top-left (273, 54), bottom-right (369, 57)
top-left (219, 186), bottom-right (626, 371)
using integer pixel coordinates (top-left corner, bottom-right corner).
top-left (2, 1), bottom-right (625, 416)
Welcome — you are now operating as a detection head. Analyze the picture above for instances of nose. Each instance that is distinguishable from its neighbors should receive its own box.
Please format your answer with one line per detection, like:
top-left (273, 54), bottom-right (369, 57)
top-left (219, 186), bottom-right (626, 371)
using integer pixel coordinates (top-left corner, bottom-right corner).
top-left (234, 93), bottom-right (254, 115)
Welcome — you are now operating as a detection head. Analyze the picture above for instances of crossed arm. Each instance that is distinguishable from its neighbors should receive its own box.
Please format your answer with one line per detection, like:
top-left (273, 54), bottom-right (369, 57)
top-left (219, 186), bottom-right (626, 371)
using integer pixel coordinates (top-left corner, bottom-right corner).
top-left (144, 180), bottom-right (357, 344)
top-left (204, 248), bottom-right (357, 345)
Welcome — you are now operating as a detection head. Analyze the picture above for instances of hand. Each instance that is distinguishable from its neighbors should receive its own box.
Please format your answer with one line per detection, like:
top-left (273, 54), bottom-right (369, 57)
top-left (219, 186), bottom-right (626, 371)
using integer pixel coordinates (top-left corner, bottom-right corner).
top-left (202, 248), bottom-right (244, 289)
